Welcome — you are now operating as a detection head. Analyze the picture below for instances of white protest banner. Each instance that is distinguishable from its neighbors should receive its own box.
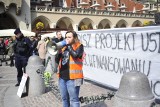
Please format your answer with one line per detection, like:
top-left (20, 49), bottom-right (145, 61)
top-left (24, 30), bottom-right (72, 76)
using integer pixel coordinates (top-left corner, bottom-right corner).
top-left (77, 26), bottom-right (160, 99)
top-left (17, 73), bottom-right (28, 98)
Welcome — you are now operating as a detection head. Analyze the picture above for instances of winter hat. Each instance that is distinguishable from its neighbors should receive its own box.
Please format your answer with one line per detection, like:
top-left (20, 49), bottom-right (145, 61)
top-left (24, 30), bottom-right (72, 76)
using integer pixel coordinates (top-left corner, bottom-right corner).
top-left (14, 28), bottom-right (21, 35)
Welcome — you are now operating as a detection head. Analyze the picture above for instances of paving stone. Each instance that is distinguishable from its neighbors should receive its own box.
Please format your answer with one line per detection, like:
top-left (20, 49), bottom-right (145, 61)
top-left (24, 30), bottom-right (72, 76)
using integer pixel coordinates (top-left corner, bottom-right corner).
top-left (1, 65), bottom-right (160, 107)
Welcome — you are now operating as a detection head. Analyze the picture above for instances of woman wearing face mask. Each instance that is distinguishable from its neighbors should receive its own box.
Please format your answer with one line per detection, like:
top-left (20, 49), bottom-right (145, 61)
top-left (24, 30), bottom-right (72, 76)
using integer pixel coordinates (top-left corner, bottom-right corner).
top-left (56, 30), bottom-right (84, 107)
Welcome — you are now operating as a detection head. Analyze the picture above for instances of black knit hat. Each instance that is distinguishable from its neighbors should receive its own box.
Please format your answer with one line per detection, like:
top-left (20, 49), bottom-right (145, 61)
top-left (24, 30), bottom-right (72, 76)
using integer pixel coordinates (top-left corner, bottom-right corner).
top-left (14, 28), bottom-right (21, 35)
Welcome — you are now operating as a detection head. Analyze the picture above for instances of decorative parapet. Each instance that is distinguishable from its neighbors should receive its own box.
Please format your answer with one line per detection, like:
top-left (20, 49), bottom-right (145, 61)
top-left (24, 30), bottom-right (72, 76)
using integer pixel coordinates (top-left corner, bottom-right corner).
top-left (0, 0), bottom-right (22, 15)
top-left (31, 6), bottom-right (155, 19)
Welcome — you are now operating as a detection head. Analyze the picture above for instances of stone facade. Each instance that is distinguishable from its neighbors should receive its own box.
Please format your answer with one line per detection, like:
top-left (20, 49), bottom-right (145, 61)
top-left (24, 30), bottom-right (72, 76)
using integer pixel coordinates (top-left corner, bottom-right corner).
top-left (31, 6), bottom-right (155, 31)
top-left (0, 0), bottom-right (156, 32)
top-left (0, 0), bottom-right (22, 15)
top-left (0, 0), bottom-right (31, 30)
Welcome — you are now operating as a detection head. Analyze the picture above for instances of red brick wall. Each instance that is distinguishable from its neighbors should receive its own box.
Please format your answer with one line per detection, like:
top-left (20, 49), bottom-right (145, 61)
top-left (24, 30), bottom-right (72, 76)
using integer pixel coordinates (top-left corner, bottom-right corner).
top-left (62, 0), bottom-right (143, 12)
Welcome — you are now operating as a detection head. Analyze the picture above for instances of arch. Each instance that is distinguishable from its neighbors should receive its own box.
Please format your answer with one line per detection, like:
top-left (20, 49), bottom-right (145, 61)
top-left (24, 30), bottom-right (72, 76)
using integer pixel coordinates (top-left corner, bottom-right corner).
top-left (149, 21), bottom-right (155, 25)
top-left (98, 19), bottom-right (112, 29)
top-left (115, 19), bottom-right (128, 28)
top-left (7, 3), bottom-right (21, 15)
top-left (56, 17), bottom-right (74, 30)
top-left (98, 23), bottom-right (103, 29)
top-left (0, 2), bottom-right (5, 14)
top-left (78, 18), bottom-right (94, 30)
top-left (132, 20), bottom-right (143, 27)
top-left (0, 2), bottom-right (19, 15)
top-left (32, 15), bottom-right (51, 30)
top-left (0, 12), bottom-right (18, 29)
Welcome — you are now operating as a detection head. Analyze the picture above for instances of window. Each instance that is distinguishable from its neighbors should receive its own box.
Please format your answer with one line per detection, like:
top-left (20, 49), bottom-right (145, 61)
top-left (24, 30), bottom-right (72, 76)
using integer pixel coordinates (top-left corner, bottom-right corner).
top-left (108, 8), bottom-right (112, 11)
top-left (121, 3), bottom-right (125, 6)
top-left (93, 0), bottom-right (96, 4)
top-left (77, 0), bottom-right (81, 7)
top-left (104, 0), bottom-right (107, 4)
top-left (121, 9), bottom-right (125, 12)
top-left (59, 0), bottom-right (63, 7)
top-left (91, 0), bottom-right (97, 5)
top-left (78, 0), bottom-right (81, 4)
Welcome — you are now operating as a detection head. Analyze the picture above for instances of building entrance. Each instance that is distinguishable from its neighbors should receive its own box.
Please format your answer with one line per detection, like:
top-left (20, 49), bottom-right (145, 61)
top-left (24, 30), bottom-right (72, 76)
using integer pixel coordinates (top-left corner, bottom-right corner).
top-left (0, 13), bottom-right (17, 30)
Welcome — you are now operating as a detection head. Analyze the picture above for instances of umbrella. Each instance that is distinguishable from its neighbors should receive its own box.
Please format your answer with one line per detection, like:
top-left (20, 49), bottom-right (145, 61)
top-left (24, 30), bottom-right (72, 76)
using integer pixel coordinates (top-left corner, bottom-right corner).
top-left (0, 29), bottom-right (35, 37)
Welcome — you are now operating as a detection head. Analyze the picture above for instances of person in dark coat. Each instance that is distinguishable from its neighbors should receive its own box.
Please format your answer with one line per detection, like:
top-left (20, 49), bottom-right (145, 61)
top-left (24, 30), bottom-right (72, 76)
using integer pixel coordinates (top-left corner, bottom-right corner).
top-left (13, 28), bottom-right (32, 86)
top-left (30, 36), bottom-right (38, 55)
top-left (0, 38), bottom-right (5, 66)
top-left (52, 31), bottom-right (64, 43)
top-left (7, 37), bottom-right (14, 67)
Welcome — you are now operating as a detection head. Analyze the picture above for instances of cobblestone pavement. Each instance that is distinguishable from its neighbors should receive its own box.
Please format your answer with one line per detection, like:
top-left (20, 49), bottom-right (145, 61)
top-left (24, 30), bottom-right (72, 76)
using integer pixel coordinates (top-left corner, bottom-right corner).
top-left (21, 73), bottom-right (114, 107)
top-left (0, 64), bottom-right (21, 107)
top-left (0, 61), bottom-right (115, 107)
top-left (1, 61), bottom-right (160, 107)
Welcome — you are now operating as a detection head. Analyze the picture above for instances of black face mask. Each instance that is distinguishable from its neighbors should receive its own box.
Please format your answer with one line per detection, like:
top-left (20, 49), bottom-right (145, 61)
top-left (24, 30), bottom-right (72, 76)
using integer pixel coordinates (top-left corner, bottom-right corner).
top-left (16, 34), bottom-right (24, 40)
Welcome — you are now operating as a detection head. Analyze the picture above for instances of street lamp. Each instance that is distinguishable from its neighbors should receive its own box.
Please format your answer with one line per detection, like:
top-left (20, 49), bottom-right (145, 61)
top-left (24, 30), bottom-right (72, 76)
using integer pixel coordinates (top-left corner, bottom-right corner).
top-left (26, 21), bottom-right (29, 29)
top-left (157, 0), bottom-right (159, 12)
top-left (25, 14), bottom-right (29, 29)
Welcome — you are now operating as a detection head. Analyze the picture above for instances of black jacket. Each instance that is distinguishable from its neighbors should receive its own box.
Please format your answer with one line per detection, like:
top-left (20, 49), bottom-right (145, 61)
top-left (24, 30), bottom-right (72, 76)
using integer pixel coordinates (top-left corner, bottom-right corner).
top-left (52, 37), bottom-right (64, 43)
top-left (0, 42), bottom-right (5, 55)
top-left (13, 37), bottom-right (31, 57)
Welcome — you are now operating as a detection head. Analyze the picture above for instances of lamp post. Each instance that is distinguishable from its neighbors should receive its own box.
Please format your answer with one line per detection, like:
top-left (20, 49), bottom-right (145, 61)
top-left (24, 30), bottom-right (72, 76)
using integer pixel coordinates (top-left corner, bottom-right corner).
top-left (157, 0), bottom-right (159, 12)
top-left (25, 14), bottom-right (29, 29)
top-left (26, 21), bottom-right (29, 29)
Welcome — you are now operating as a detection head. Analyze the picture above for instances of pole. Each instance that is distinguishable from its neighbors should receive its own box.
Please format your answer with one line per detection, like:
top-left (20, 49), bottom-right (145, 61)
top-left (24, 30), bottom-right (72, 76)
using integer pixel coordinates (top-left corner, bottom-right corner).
top-left (157, 0), bottom-right (158, 12)
top-left (119, 0), bottom-right (121, 12)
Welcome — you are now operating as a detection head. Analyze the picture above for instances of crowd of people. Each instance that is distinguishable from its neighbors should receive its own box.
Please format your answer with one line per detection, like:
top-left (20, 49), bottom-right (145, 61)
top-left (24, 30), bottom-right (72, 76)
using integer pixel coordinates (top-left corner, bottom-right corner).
top-left (0, 37), bottom-right (15, 66)
top-left (0, 28), bottom-right (84, 107)
top-left (0, 32), bottom-right (39, 66)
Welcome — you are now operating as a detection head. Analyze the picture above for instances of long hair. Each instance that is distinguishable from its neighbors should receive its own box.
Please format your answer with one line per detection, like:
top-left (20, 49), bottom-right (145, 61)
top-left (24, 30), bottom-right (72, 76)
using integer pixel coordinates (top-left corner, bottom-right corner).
top-left (65, 30), bottom-right (79, 43)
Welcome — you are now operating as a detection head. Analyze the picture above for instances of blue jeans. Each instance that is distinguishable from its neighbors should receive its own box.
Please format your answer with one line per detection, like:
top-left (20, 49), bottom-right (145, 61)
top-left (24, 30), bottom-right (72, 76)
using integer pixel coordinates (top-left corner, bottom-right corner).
top-left (59, 78), bottom-right (80, 107)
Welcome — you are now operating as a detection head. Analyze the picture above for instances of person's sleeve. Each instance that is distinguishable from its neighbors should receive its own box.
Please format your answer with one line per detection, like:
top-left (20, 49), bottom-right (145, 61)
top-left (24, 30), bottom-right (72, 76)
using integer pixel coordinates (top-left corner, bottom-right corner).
top-left (13, 41), bottom-right (17, 54)
top-left (36, 42), bottom-right (40, 50)
top-left (55, 52), bottom-right (62, 64)
top-left (67, 44), bottom-right (84, 59)
top-left (0, 44), bottom-right (3, 48)
top-left (26, 38), bottom-right (32, 48)
top-left (26, 38), bottom-right (33, 55)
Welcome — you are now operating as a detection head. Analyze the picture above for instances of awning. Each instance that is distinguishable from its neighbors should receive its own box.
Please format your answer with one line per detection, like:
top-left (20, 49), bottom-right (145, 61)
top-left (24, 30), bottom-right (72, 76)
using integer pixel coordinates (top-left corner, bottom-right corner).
top-left (0, 29), bottom-right (35, 37)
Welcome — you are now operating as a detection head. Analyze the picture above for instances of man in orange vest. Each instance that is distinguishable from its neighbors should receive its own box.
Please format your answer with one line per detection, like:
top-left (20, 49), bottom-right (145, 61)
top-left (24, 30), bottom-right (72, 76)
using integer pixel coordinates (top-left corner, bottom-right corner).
top-left (56, 30), bottom-right (84, 107)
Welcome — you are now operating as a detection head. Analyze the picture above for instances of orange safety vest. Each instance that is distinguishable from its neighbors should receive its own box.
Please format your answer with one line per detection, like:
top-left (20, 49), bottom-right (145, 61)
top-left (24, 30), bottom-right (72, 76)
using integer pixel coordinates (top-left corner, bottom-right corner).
top-left (57, 42), bottom-right (83, 79)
